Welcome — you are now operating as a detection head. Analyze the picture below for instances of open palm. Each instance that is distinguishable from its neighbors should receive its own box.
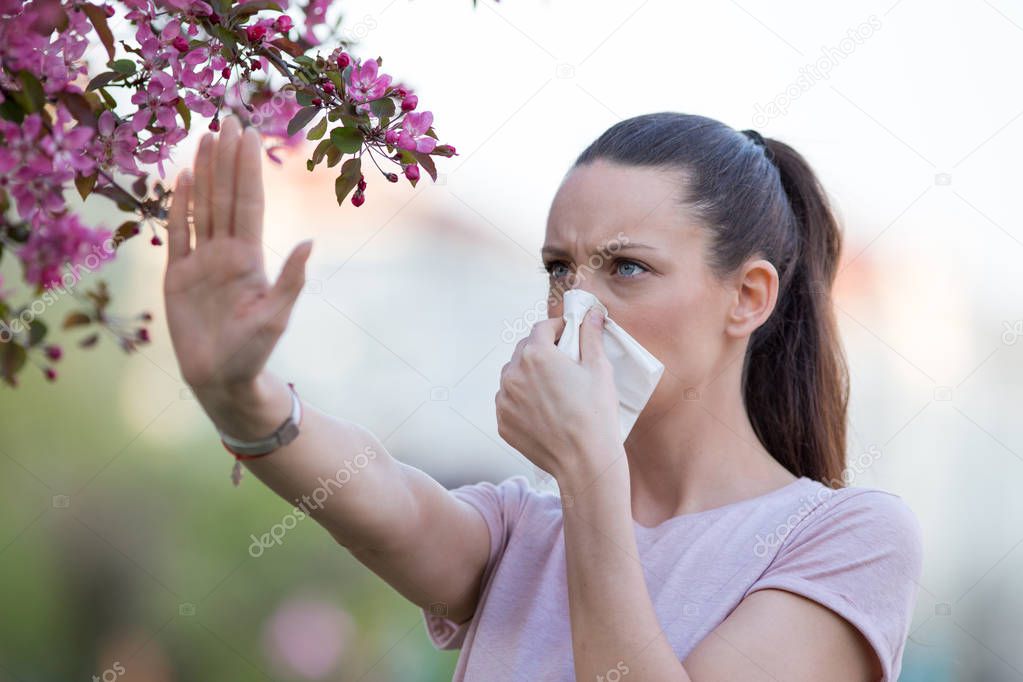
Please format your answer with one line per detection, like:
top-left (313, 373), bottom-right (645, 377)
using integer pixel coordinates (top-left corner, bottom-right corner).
top-left (163, 116), bottom-right (312, 394)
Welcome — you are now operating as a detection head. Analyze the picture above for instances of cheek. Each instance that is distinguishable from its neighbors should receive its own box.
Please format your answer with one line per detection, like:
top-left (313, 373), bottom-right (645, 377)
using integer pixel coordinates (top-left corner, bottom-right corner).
top-left (622, 294), bottom-right (723, 388)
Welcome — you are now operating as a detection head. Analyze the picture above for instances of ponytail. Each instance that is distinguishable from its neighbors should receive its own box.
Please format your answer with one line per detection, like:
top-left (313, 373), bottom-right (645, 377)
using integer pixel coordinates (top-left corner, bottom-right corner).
top-left (744, 138), bottom-right (849, 486)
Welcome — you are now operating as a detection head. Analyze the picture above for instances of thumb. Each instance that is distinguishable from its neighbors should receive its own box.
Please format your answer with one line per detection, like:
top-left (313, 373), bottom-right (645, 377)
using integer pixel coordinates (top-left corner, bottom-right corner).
top-left (579, 307), bottom-right (608, 368)
top-left (270, 239), bottom-right (313, 306)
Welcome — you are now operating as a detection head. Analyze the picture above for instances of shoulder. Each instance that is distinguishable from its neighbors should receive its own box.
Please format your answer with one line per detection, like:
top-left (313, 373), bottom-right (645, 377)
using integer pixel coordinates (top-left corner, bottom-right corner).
top-left (785, 484), bottom-right (924, 574)
top-left (746, 483), bottom-right (924, 681)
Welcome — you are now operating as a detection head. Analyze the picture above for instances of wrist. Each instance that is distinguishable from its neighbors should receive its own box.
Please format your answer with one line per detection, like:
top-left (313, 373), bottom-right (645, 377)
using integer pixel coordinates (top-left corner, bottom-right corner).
top-left (554, 440), bottom-right (629, 495)
top-left (194, 372), bottom-right (294, 441)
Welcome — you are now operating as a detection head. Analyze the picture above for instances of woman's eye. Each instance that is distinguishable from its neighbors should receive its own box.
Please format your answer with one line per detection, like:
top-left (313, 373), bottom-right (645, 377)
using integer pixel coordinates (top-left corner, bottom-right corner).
top-left (544, 262), bottom-right (572, 279)
top-left (615, 259), bottom-right (648, 277)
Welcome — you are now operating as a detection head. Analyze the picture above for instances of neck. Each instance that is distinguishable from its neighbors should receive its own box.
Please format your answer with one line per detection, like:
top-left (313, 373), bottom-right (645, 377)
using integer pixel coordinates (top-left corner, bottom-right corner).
top-left (623, 351), bottom-right (796, 526)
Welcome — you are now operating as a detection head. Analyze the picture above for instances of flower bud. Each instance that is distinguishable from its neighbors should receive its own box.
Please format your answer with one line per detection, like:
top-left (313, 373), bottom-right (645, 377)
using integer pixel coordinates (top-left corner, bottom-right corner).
top-left (404, 164), bottom-right (420, 181)
top-left (209, 118), bottom-right (220, 132)
top-left (311, 97), bottom-right (322, 107)
top-left (401, 94), bottom-right (418, 111)
top-left (44, 345), bottom-right (62, 361)
top-left (172, 36), bottom-right (190, 52)
top-left (44, 367), bottom-right (57, 382)
top-left (357, 175), bottom-right (367, 191)
top-left (274, 15), bottom-right (293, 33)
top-left (386, 172), bottom-right (398, 183)
top-left (351, 190), bottom-right (365, 207)
top-left (384, 129), bottom-right (398, 145)
top-left (336, 52), bottom-right (351, 69)
top-left (221, 66), bottom-right (231, 79)
top-left (245, 25), bottom-right (267, 42)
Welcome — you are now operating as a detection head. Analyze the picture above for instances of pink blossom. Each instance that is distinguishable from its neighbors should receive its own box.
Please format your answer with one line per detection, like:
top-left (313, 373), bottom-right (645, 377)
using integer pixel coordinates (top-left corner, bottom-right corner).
top-left (302, 0), bottom-right (330, 44)
top-left (397, 111), bottom-right (436, 153)
top-left (11, 159), bottom-right (71, 220)
top-left (136, 126), bottom-right (187, 178)
top-left (130, 70), bottom-right (181, 132)
top-left (19, 213), bottom-right (114, 289)
top-left (348, 58), bottom-right (392, 114)
top-left (182, 66), bottom-right (226, 117)
top-left (42, 105), bottom-right (96, 175)
top-left (92, 110), bottom-right (143, 177)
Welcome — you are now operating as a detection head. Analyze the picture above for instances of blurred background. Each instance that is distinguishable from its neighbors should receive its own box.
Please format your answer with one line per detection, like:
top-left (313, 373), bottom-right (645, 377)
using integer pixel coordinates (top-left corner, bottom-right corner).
top-left (2, 0), bottom-right (1022, 679)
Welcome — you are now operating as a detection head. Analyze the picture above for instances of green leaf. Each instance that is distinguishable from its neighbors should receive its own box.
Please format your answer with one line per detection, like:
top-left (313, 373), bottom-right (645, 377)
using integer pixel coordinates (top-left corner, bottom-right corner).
top-left (295, 89), bottom-right (316, 107)
top-left (16, 71), bottom-right (45, 112)
top-left (112, 221), bottom-right (140, 248)
top-left (175, 99), bottom-right (191, 132)
top-left (329, 127), bottom-right (362, 154)
top-left (325, 145), bottom-right (342, 167)
top-left (1, 343), bottom-right (26, 385)
top-left (109, 59), bottom-right (136, 76)
top-left (310, 138), bottom-right (332, 167)
top-left (75, 173), bottom-right (98, 200)
top-left (56, 92), bottom-right (98, 127)
top-left (287, 106), bottom-right (319, 136)
top-left (87, 71), bottom-right (122, 92)
top-left (97, 87), bottom-right (117, 109)
top-left (334, 158), bottom-right (362, 205)
top-left (230, 0), bottom-right (282, 18)
top-left (210, 25), bottom-right (237, 52)
top-left (82, 3), bottom-right (116, 60)
top-left (412, 152), bottom-right (437, 182)
top-left (63, 312), bottom-right (92, 329)
top-left (306, 117), bottom-right (327, 140)
top-left (27, 320), bottom-right (47, 347)
top-left (369, 97), bottom-right (396, 119)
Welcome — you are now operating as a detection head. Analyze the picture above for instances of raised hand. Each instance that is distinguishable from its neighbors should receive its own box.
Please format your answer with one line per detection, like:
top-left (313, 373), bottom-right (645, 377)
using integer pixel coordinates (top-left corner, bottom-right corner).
top-left (163, 115), bottom-right (312, 401)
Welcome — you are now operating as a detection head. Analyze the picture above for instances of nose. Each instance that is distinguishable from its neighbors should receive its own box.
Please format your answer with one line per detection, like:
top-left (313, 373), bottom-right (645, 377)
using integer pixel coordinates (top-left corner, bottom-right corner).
top-left (547, 282), bottom-right (611, 320)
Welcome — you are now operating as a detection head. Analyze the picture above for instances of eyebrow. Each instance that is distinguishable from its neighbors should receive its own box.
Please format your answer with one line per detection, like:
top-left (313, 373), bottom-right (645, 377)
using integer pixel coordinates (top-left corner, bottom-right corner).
top-left (540, 242), bottom-right (659, 259)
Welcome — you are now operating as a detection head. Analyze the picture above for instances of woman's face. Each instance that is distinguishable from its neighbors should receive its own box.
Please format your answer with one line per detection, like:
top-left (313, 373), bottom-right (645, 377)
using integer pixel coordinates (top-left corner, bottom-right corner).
top-left (543, 159), bottom-right (753, 413)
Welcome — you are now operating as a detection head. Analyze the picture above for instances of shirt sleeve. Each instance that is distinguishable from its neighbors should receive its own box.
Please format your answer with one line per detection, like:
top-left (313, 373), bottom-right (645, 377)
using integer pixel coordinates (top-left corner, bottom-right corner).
top-left (421, 474), bottom-right (533, 650)
top-left (743, 489), bottom-right (924, 682)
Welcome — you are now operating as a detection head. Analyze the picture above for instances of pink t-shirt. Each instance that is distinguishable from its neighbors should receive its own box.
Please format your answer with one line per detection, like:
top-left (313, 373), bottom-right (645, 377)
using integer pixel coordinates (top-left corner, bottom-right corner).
top-left (422, 474), bottom-right (923, 681)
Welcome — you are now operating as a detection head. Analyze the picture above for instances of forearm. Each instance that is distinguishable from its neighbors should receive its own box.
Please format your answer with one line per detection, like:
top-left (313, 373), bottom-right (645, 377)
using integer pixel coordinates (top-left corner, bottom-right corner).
top-left (558, 449), bottom-right (691, 681)
top-left (194, 370), bottom-right (417, 552)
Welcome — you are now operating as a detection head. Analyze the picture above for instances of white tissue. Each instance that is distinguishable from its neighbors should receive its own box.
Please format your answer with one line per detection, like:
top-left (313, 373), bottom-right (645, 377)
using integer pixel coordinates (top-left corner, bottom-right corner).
top-left (555, 289), bottom-right (665, 442)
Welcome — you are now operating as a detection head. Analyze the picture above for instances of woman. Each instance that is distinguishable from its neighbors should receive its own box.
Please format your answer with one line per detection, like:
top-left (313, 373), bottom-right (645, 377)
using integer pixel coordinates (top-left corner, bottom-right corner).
top-left (164, 112), bottom-right (923, 681)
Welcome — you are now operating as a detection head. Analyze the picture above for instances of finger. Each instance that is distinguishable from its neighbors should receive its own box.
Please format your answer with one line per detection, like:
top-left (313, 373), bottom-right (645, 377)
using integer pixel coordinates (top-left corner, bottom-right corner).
top-left (578, 307), bottom-right (608, 367)
top-left (166, 169), bottom-right (193, 263)
top-left (192, 133), bottom-right (215, 246)
top-left (212, 115), bottom-right (242, 239)
top-left (269, 239), bottom-right (313, 308)
top-left (508, 336), bottom-right (528, 368)
top-left (233, 125), bottom-right (265, 244)
top-left (528, 317), bottom-right (566, 347)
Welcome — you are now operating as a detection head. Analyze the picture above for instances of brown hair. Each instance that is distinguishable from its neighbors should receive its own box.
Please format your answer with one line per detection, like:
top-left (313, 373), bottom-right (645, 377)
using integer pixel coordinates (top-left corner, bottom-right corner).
top-left (573, 112), bottom-right (849, 486)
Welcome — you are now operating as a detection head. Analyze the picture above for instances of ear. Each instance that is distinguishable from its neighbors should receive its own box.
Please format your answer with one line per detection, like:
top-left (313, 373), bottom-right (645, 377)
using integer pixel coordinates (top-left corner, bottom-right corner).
top-left (724, 258), bottom-right (778, 339)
